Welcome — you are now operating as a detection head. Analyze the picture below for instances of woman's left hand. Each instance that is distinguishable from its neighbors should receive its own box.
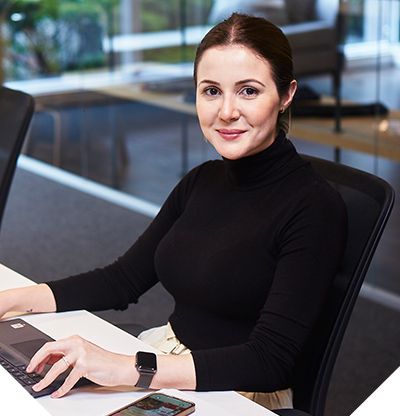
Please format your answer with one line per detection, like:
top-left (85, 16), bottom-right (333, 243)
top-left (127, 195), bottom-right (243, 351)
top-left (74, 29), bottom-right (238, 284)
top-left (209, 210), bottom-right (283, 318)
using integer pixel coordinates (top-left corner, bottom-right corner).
top-left (26, 335), bottom-right (137, 398)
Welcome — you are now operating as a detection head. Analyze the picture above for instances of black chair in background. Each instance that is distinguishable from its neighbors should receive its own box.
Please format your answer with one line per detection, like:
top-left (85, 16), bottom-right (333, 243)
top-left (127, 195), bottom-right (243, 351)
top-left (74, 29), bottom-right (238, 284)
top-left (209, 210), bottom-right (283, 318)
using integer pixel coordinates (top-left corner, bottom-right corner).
top-left (0, 86), bottom-right (35, 231)
top-left (274, 155), bottom-right (395, 416)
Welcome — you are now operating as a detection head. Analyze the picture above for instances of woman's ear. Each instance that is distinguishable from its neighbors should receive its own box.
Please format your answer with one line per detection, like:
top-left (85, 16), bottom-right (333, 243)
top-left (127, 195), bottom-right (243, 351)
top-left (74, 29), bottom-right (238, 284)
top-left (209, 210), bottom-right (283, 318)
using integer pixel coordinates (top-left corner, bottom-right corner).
top-left (282, 79), bottom-right (298, 110)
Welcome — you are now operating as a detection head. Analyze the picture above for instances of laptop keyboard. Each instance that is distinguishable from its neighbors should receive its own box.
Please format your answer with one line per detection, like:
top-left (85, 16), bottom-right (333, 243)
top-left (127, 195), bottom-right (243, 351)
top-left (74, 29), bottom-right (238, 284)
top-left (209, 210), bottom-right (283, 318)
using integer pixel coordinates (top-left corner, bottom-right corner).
top-left (0, 353), bottom-right (43, 387)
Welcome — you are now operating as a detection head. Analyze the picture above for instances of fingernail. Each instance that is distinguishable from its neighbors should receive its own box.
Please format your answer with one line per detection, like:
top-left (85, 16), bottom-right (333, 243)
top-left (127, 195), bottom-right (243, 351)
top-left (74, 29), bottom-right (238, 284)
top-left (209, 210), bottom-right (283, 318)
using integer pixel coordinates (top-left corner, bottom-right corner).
top-left (32, 383), bottom-right (40, 391)
top-left (51, 391), bottom-right (59, 399)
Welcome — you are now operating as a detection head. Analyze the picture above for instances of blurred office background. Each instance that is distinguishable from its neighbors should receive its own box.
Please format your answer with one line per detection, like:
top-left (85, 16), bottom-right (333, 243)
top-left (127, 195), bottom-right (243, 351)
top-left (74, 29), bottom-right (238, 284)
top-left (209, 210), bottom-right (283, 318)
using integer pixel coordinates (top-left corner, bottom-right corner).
top-left (0, 1), bottom-right (400, 415)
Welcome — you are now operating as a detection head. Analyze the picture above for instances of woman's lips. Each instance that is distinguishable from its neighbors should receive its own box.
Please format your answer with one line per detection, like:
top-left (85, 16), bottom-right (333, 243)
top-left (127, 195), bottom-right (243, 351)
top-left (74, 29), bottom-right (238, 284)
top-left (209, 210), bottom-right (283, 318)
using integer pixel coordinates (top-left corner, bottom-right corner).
top-left (217, 129), bottom-right (246, 140)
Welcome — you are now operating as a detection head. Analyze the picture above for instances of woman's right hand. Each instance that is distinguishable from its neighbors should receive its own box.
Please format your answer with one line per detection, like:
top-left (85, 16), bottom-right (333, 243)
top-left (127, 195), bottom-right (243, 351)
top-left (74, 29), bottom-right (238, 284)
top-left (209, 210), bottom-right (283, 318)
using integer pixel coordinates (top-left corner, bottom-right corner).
top-left (0, 284), bottom-right (57, 319)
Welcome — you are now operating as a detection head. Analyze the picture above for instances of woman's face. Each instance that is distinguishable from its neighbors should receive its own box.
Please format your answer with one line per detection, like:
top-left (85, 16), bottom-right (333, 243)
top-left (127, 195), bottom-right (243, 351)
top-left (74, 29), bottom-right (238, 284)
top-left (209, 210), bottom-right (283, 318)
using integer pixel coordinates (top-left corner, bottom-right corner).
top-left (196, 45), bottom-right (297, 160)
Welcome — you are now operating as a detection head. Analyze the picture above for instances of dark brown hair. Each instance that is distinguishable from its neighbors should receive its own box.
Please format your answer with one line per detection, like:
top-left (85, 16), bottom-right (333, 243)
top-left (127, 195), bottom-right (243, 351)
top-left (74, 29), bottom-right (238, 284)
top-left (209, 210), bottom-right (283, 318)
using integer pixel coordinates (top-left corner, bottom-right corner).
top-left (194, 13), bottom-right (295, 130)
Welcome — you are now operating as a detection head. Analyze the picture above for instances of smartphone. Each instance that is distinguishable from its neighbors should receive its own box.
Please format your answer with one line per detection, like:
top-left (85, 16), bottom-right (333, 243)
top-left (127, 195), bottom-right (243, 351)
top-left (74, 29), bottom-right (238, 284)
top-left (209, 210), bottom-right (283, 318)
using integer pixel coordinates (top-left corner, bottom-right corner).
top-left (106, 392), bottom-right (196, 416)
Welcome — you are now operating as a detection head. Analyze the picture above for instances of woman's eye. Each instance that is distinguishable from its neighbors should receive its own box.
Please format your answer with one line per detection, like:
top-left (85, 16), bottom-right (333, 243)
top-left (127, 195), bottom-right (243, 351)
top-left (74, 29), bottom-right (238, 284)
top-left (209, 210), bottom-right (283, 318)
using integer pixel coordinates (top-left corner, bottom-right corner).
top-left (205, 87), bottom-right (220, 96)
top-left (242, 87), bottom-right (258, 96)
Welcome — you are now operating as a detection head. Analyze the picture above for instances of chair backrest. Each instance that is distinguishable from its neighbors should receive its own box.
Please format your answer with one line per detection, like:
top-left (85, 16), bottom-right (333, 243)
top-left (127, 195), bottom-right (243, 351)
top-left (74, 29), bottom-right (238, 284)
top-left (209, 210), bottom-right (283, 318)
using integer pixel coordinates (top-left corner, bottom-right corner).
top-left (292, 154), bottom-right (395, 416)
top-left (0, 86), bottom-right (35, 231)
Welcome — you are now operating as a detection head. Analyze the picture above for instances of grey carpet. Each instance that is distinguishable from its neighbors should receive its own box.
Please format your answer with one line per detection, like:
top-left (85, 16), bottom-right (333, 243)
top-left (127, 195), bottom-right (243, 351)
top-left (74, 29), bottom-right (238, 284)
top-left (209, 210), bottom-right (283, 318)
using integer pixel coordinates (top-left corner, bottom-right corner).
top-left (0, 166), bottom-right (398, 416)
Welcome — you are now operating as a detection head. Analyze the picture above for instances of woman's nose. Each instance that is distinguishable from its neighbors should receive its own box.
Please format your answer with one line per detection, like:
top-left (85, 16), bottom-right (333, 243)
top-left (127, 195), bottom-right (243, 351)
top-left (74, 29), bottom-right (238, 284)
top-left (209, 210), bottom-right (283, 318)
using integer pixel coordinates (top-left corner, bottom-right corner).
top-left (218, 96), bottom-right (240, 122)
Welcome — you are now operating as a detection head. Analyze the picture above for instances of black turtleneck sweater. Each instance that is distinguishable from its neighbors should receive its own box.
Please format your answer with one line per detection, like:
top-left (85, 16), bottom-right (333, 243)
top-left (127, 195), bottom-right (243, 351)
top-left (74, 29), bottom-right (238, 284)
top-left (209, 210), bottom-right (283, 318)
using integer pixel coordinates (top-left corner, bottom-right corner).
top-left (47, 132), bottom-right (347, 393)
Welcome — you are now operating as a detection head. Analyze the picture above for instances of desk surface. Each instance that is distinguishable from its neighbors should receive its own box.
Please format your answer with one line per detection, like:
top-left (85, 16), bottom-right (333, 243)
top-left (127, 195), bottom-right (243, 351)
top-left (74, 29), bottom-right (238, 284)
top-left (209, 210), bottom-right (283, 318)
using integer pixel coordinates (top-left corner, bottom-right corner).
top-left (0, 264), bottom-right (275, 416)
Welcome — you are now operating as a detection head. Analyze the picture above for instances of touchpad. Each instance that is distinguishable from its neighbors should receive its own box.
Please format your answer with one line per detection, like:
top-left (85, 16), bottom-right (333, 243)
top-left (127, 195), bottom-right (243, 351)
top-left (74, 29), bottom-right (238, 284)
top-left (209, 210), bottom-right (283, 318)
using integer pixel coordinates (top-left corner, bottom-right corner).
top-left (11, 338), bottom-right (48, 360)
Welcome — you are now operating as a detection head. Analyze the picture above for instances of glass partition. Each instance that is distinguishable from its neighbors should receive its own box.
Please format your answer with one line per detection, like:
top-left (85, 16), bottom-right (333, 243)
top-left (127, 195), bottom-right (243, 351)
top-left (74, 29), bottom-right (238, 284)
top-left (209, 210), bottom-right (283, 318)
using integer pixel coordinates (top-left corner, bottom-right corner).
top-left (1, 0), bottom-right (400, 296)
top-left (2, 0), bottom-right (213, 81)
top-left (2, 0), bottom-right (216, 203)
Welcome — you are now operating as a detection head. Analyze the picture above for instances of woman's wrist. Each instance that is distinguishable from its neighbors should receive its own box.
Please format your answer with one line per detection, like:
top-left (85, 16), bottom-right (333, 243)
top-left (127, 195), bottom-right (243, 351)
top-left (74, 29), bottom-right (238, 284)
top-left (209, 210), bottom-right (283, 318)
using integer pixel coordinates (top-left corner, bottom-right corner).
top-left (121, 355), bottom-right (140, 387)
top-left (129, 353), bottom-right (197, 390)
top-left (150, 354), bottom-right (196, 390)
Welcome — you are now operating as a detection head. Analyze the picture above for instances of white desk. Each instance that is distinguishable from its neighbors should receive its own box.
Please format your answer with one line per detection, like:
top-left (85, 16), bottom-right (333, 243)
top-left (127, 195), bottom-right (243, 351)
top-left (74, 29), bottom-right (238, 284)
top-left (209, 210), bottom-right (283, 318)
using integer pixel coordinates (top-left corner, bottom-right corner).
top-left (350, 366), bottom-right (400, 416)
top-left (0, 264), bottom-right (276, 416)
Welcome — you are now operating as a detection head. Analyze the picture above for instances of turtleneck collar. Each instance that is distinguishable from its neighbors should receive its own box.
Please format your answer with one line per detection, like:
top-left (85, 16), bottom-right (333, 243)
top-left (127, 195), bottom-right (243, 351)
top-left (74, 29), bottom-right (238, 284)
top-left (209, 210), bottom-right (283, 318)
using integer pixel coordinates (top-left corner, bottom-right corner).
top-left (222, 130), bottom-right (308, 190)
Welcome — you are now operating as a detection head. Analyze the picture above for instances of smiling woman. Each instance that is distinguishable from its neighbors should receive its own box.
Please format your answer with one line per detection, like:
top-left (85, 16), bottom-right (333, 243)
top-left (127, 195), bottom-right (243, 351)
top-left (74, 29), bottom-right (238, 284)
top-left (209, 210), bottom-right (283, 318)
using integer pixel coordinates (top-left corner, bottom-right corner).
top-left (195, 44), bottom-right (297, 160)
top-left (0, 13), bottom-right (347, 412)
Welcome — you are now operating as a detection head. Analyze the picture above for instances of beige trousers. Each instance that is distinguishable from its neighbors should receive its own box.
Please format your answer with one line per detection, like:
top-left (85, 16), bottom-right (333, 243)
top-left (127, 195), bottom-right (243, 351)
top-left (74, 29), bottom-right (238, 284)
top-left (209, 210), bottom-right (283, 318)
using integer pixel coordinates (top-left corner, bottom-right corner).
top-left (138, 323), bottom-right (293, 411)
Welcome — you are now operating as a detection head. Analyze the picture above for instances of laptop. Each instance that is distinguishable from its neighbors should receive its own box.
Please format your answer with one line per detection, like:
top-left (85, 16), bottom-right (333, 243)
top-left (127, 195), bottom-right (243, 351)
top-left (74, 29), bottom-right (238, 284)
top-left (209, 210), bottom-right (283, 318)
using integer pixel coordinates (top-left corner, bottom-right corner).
top-left (0, 318), bottom-right (88, 398)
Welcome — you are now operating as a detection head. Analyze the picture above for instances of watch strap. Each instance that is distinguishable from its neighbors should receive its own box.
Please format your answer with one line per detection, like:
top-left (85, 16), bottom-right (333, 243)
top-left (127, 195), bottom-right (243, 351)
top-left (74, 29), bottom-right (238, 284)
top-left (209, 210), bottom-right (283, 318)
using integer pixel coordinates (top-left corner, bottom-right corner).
top-left (135, 370), bottom-right (155, 389)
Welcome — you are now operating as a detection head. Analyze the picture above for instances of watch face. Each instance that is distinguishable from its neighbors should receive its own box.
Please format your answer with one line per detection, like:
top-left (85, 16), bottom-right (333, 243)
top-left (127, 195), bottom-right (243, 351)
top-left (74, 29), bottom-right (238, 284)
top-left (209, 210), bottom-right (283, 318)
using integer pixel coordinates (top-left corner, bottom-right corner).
top-left (137, 351), bottom-right (157, 371)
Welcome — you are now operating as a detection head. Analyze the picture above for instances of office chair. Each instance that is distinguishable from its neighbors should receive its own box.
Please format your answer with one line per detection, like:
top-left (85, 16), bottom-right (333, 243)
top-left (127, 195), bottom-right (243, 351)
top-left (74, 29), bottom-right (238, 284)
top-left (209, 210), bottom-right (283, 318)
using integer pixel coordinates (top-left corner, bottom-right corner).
top-left (0, 86), bottom-right (35, 231)
top-left (273, 155), bottom-right (395, 416)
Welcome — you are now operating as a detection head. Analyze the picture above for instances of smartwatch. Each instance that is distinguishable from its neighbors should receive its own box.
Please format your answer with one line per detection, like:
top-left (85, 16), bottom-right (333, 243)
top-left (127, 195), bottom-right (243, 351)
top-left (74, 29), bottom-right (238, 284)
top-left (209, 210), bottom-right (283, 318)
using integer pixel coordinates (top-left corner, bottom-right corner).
top-left (134, 351), bottom-right (157, 389)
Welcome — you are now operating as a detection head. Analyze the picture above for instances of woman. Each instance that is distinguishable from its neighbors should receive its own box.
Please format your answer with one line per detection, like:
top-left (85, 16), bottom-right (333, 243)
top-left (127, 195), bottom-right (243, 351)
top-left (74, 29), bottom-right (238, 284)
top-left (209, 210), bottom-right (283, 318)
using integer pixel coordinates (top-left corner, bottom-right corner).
top-left (0, 13), bottom-right (347, 410)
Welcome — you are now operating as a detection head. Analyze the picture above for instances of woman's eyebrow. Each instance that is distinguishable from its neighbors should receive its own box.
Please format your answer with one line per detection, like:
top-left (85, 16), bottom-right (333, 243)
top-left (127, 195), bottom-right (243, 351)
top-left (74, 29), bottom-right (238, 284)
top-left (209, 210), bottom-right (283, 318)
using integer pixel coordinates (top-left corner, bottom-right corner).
top-left (235, 79), bottom-right (266, 87)
top-left (198, 79), bottom-right (266, 87)
top-left (198, 79), bottom-right (220, 86)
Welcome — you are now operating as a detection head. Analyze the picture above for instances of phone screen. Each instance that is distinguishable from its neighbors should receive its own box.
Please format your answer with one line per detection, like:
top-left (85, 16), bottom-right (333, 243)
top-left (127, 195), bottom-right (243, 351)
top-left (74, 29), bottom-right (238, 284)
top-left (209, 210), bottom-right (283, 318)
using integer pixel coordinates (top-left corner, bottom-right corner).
top-left (109, 393), bottom-right (195, 416)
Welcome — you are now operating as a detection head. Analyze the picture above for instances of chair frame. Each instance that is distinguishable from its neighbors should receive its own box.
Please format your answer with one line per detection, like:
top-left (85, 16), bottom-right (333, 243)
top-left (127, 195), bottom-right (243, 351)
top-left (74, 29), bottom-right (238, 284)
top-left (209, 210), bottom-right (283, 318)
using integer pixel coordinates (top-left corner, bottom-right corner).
top-left (0, 86), bottom-right (35, 230)
top-left (276, 155), bottom-right (395, 416)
